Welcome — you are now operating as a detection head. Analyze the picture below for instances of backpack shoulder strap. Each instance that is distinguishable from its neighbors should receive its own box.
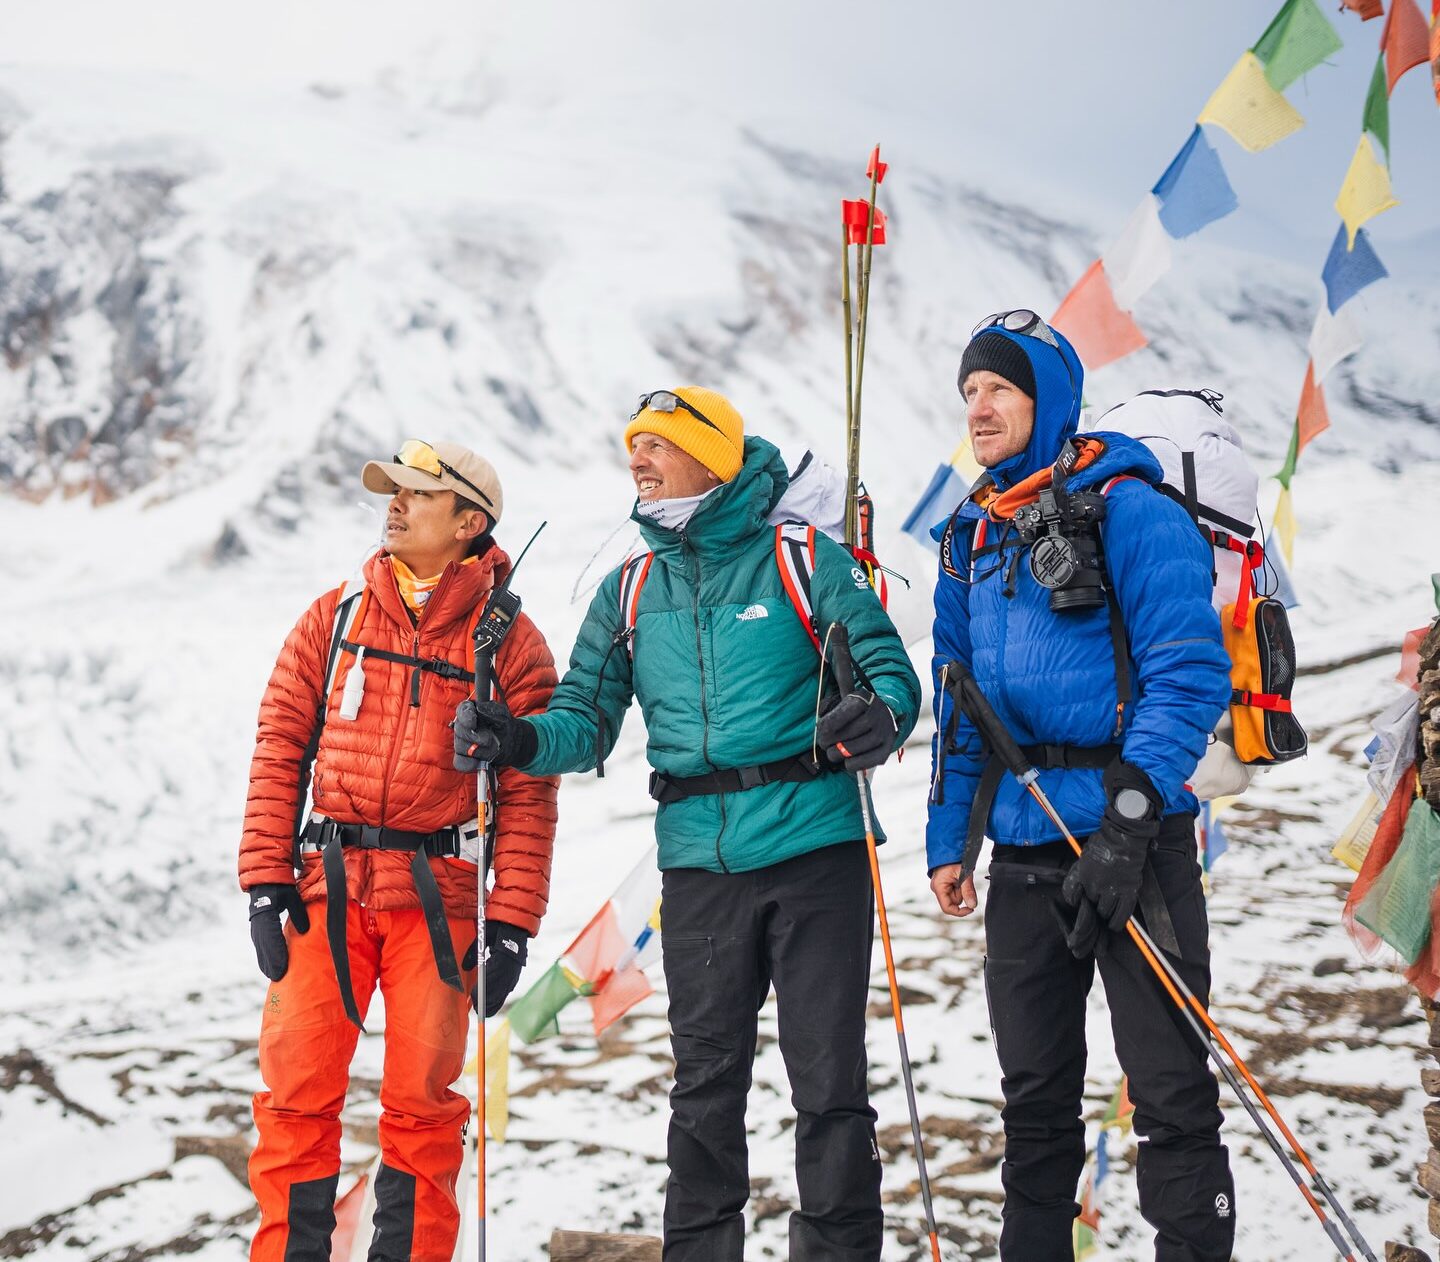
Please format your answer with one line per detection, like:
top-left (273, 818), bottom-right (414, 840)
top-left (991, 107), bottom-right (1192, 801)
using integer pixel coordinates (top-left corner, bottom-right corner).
top-left (292, 573), bottom-right (369, 862)
top-left (618, 551), bottom-right (655, 659)
top-left (323, 575), bottom-right (370, 703)
top-left (774, 523), bottom-right (822, 654)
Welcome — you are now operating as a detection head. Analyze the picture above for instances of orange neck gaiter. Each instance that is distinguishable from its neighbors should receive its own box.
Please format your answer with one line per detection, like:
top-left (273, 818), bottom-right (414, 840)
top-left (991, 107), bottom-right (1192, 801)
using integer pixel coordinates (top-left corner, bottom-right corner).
top-left (974, 438), bottom-right (1105, 522)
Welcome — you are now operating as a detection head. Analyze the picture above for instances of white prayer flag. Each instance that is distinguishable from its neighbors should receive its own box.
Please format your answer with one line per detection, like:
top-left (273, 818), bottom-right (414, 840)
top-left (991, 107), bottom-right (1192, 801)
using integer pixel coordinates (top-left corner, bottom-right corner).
top-left (1102, 194), bottom-right (1172, 311)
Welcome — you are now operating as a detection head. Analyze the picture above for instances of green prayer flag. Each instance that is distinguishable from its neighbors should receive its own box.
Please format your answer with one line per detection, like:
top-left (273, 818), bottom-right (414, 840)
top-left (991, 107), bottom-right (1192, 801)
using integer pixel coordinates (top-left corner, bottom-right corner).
top-left (1275, 422), bottom-right (1299, 488)
top-left (1355, 801), bottom-right (1440, 965)
top-left (1363, 54), bottom-right (1390, 160)
top-left (1431, 572), bottom-right (1439, 614)
top-left (1252, 0), bottom-right (1344, 91)
top-left (508, 961), bottom-right (581, 1044)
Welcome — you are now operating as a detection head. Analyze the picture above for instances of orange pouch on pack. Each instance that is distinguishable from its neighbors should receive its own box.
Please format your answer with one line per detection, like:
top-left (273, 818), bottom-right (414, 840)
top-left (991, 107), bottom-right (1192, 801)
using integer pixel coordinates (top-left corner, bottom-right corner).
top-left (1223, 595), bottom-right (1307, 765)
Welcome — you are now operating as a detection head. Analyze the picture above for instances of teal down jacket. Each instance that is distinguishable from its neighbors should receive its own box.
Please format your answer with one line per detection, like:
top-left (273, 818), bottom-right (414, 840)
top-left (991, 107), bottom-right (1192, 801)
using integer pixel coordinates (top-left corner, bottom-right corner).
top-left (521, 437), bottom-right (922, 873)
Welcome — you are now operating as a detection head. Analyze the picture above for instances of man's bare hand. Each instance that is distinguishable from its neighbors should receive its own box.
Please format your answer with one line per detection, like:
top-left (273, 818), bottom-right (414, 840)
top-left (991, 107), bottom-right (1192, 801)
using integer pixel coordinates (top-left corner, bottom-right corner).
top-left (930, 864), bottom-right (978, 918)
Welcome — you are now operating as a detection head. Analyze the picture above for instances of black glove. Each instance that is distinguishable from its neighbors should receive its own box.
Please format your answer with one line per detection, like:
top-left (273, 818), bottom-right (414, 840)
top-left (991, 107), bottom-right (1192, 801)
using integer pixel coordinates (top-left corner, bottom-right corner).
top-left (248, 883), bottom-right (311, 981)
top-left (452, 699), bottom-right (538, 773)
top-left (464, 921), bottom-right (530, 1017)
top-left (1061, 762), bottom-right (1162, 958)
top-left (815, 691), bottom-right (898, 772)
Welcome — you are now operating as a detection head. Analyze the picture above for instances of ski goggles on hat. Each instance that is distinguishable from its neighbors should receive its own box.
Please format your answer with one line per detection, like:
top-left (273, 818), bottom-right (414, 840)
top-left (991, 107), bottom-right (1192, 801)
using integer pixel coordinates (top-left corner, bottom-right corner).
top-left (631, 390), bottom-right (722, 434)
top-left (393, 439), bottom-right (495, 508)
top-left (972, 309), bottom-right (1062, 352)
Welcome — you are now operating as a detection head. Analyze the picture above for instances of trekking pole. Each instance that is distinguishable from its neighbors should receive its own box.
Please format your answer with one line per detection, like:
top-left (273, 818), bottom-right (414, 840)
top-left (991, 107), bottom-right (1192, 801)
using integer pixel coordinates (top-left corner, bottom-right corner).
top-left (841, 216), bottom-right (857, 543)
top-left (467, 522), bottom-right (545, 1262)
top-left (943, 660), bottom-right (1377, 1262)
top-left (828, 623), bottom-right (944, 1262)
top-left (846, 145), bottom-right (884, 548)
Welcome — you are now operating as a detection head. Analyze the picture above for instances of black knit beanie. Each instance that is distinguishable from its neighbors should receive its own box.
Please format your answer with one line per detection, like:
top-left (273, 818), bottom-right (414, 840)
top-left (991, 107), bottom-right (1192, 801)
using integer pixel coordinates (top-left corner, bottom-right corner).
top-left (958, 332), bottom-right (1036, 399)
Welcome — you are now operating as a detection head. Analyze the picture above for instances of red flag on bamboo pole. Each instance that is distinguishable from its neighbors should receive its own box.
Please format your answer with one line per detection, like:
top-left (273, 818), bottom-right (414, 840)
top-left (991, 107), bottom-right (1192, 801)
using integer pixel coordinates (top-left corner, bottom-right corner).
top-left (867, 145), bottom-right (888, 184)
top-left (842, 200), bottom-right (888, 245)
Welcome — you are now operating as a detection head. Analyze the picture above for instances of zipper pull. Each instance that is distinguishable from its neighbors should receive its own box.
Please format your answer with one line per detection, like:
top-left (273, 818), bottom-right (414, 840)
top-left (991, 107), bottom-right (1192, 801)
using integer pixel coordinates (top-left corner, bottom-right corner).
top-left (339, 648), bottom-right (367, 720)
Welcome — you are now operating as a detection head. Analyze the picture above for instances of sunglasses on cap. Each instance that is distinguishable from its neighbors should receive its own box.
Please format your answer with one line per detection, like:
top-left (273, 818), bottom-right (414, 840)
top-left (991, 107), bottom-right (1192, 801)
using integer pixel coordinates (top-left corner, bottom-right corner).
top-left (631, 390), bottom-right (721, 434)
top-left (394, 439), bottom-right (495, 509)
top-left (971, 309), bottom-right (1062, 352)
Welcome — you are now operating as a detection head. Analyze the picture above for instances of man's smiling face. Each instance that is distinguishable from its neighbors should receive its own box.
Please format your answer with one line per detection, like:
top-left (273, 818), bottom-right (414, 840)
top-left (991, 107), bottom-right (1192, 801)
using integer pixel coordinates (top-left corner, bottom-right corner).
top-left (628, 432), bottom-right (719, 501)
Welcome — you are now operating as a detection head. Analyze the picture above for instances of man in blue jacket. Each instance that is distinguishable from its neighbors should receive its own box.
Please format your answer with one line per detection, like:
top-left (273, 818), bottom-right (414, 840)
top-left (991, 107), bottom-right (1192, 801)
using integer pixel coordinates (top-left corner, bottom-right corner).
top-left (455, 387), bottom-right (922, 1260)
top-left (927, 313), bottom-right (1235, 1260)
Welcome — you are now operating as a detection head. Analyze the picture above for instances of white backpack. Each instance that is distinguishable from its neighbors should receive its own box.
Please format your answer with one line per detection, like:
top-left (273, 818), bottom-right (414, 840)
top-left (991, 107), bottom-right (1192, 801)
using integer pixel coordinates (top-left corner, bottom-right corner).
top-left (1093, 389), bottom-right (1305, 799)
top-left (1094, 389), bottom-right (1260, 618)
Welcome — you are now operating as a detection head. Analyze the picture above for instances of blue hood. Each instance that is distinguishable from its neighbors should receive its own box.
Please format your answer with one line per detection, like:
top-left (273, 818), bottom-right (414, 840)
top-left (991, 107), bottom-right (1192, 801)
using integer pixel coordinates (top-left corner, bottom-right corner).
top-left (979, 325), bottom-right (1086, 491)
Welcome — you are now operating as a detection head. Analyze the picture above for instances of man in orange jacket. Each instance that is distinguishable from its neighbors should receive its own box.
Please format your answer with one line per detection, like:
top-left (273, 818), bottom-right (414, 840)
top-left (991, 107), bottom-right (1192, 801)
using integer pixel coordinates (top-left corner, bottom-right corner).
top-left (239, 440), bottom-right (559, 1262)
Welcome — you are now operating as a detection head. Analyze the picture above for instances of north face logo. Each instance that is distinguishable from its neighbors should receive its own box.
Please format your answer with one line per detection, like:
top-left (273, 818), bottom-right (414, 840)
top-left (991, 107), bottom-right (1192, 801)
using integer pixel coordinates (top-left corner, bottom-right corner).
top-left (736, 605), bottom-right (769, 621)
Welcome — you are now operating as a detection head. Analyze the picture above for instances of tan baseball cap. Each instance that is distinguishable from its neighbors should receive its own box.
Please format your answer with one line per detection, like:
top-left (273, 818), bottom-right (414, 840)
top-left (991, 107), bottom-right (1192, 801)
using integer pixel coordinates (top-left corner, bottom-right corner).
top-left (362, 440), bottom-right (503, 525)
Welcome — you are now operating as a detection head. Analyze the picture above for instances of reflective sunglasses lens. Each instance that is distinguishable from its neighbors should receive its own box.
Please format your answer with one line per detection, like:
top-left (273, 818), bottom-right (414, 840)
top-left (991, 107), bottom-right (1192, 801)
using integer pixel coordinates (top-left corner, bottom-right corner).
top-left (396, 440), bottom-right (442, 476)
top-left (1001, 309), bottom-right (1041, 333)
top-left (972, 313), bottom-right (1000, 339)
top-left (647, 391), bottom-right (679, 413)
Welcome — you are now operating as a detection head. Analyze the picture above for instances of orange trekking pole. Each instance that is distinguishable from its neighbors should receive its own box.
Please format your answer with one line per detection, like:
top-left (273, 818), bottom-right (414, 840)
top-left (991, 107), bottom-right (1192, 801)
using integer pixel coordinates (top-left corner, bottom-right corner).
top-left (827, 623), bottom-right (944, 1262)
top-left (942, 659), bottom-right (1377, 1262)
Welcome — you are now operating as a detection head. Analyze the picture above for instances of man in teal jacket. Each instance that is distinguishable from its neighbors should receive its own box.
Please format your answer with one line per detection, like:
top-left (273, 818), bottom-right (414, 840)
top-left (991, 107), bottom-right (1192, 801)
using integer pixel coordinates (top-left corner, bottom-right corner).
top-left (454, 386), bottom-right (921, 1261)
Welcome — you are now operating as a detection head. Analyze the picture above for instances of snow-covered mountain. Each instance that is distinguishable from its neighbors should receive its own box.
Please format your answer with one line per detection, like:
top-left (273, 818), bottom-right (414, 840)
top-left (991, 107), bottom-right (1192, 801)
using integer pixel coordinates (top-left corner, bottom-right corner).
top-left (2, 8), bottom-right (1438, 1259)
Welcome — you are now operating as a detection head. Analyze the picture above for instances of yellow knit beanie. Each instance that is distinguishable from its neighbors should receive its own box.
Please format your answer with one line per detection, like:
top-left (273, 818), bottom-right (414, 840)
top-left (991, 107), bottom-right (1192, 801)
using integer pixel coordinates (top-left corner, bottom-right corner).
top-left (622, 387), bottom-right (745, 482)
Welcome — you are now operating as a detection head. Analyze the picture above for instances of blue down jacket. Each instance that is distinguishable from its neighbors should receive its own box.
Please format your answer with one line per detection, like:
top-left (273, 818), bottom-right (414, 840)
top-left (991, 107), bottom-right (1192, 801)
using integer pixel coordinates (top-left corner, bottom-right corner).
top-left (926, 327), bottom-right (1230, 870)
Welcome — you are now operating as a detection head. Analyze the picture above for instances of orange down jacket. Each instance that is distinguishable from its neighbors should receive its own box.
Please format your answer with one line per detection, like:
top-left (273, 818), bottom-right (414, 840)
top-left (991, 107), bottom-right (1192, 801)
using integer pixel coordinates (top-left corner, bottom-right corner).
top-left (239, 545), bottom-right (559, 936)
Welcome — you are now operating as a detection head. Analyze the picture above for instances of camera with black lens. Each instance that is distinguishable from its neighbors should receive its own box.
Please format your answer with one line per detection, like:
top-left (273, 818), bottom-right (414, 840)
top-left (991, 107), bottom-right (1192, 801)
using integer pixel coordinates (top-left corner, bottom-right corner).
top-left (1012, 485), bottom-right (1109, 612)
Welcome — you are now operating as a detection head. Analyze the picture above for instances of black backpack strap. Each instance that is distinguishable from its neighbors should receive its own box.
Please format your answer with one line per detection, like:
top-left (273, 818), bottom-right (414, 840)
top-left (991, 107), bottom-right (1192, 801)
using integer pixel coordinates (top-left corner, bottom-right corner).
top-left (1104, 584), bottom-right (1133, 742)
top-left (292, 586), bottom-right (366, 868)
top-left (322, 832), bottom-right (366, 1030)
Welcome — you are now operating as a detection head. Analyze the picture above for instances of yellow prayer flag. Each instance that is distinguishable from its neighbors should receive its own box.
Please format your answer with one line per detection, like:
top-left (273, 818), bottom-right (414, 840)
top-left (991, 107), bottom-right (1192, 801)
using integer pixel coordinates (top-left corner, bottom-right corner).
top-left (1210, 795), bottom-right (1241, 818)
top-left (949, 438), bottom-right (984, 484)
top-left (1273, 485), bottom-right (1296, 567)
top-left (1333, 791), bottom-right (1383, 873)
top-left (1198, 52), bottom-right (1305, 152)
top-left (485, 1019), bottom-right (512, 1143)
top-left (1335, 134), bottom-right (1400, 247)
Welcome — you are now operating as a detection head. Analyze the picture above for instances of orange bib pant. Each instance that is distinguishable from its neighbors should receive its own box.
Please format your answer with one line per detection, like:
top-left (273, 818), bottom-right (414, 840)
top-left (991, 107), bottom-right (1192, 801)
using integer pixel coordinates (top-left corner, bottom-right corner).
top-left (248, 899), bottom-right (474, 1262)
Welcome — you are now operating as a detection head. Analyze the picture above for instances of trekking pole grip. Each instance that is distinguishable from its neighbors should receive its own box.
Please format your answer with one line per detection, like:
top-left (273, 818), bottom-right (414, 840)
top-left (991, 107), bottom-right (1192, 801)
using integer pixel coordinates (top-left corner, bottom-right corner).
top-left (827, 622), bottom-right (856, 694)
top-left (945, 660), bottom-right (1036, 785)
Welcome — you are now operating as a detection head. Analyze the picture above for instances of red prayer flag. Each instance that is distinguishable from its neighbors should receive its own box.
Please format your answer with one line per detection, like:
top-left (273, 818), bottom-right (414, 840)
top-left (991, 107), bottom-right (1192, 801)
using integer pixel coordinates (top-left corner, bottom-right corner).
top-left (1399, 624), bottom-right (1430, 689)
top-left (1295, 361), bottom-right (1331, 454)
top-left (1383, 0), bottom-right (1430, 92)
top-left (565, 902), bottom-right (655, 1036)
top-left (1342, 0), bottom-right (1383, 18)
top-left (1344, 765), bottom-right (1418, 951)
top-left (1050, 260), bottom-right (1147, 371)
top-left (842, 199), bottom-right (887, 245)
top-left (867, 144), bottom-right (888, 185)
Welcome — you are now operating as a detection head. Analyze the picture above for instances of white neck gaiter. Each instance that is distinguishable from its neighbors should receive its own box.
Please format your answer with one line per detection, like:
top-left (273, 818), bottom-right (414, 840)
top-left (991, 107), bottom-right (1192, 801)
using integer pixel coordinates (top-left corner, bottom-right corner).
top-left (635, 485), bottom-right (720, 532)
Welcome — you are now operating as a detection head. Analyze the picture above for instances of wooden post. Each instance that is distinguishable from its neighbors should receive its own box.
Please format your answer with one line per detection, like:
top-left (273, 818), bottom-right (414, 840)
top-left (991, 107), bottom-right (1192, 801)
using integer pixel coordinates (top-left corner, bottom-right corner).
top-left (548, 1230), bottom-right (662, 1261)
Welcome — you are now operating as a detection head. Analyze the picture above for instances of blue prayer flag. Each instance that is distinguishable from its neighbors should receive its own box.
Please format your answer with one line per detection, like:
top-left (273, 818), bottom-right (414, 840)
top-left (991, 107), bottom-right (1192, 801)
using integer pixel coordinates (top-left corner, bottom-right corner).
top-left (1364, 735), bottom-right (1381, 764)
top-left (1095, 1130), bottom-right (1109, 1184)
top-left (902, 463), bottom-right (969, 554)
top-left (1321, 224), bottom-right (1387, 315)
top-left (1208, 816), bottom-right (1230, 866)
top-left (1151, 127), bottom-right (1239, 239)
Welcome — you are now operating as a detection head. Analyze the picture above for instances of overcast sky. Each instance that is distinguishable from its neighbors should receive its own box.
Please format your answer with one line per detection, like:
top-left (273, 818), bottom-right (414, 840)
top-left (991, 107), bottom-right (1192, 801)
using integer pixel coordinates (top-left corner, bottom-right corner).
top-left (3, 0), bottom-right (1436, 267)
